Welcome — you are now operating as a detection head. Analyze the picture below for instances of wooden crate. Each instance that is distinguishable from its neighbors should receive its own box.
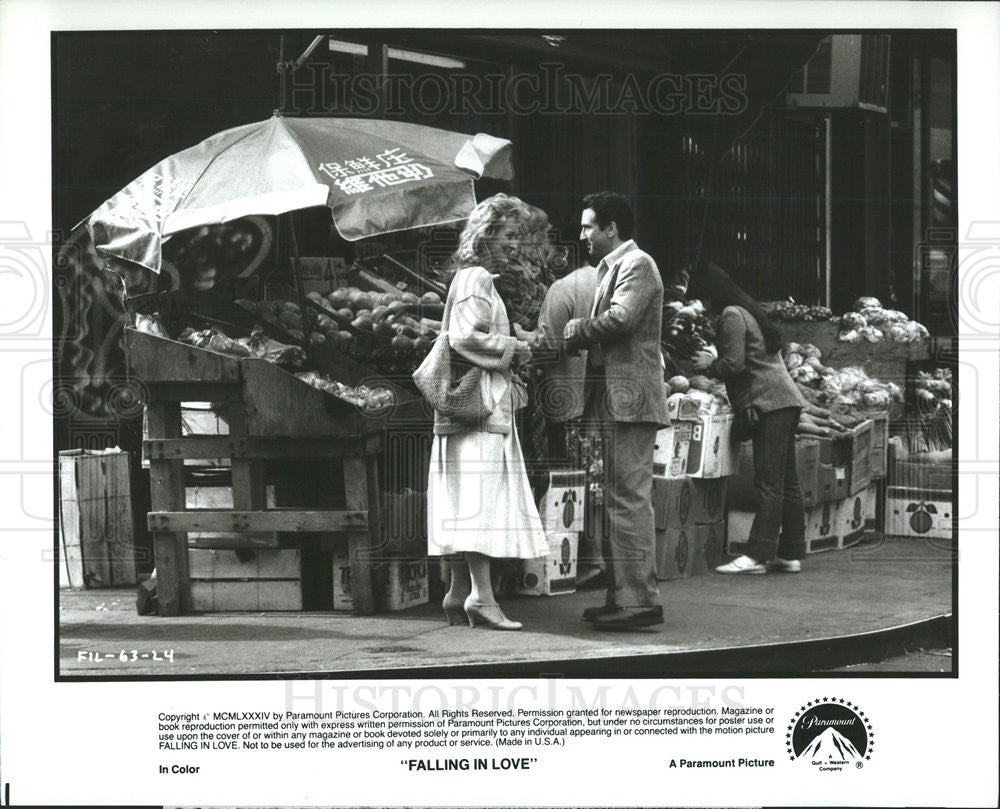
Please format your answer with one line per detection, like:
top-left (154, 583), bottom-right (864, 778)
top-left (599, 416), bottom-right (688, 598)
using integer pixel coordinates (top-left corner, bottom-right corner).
top-left (58, 449), bottom-right (137, 588)
top-left (189, 549), bottom-right (303, 611)
top-left (126, 327), bottom-right (392, 616)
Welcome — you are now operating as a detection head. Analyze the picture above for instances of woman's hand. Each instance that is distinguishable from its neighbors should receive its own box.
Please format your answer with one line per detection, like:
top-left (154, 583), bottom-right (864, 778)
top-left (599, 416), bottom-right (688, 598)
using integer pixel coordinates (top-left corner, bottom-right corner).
top-left (513, 323), bottom-right (534, 342)
top-left (691, 350), bottom-right (715, 371)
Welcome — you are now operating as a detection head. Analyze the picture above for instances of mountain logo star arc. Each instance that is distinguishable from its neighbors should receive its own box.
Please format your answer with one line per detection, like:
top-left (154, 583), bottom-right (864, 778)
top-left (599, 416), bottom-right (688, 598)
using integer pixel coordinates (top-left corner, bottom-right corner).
top-left (786, 699), bottom-right (874, 771)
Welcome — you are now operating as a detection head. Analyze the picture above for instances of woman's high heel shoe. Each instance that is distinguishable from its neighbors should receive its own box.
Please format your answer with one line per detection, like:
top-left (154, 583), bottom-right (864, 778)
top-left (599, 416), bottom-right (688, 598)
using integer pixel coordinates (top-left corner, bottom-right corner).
top-left (442, 593), bottom-right (467, 626)
top-left (463, 596), bottom-right (522, 631)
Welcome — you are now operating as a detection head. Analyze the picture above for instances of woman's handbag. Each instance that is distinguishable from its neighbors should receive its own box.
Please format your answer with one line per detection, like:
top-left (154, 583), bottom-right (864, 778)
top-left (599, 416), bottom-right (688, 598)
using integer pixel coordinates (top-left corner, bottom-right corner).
top-left (412, 332), bottom-right (495, 423)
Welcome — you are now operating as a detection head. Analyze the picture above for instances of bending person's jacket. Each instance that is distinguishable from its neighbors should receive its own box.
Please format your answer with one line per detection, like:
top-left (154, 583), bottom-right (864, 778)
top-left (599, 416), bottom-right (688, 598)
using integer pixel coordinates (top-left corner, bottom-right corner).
top-left (710, 305), bottom-right (805, 414)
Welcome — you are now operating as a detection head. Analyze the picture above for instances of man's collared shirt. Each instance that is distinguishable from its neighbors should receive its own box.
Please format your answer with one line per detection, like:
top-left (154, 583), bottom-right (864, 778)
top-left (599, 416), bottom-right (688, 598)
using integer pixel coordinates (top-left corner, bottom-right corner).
top-left (591, 239), bottom-right (638, 317)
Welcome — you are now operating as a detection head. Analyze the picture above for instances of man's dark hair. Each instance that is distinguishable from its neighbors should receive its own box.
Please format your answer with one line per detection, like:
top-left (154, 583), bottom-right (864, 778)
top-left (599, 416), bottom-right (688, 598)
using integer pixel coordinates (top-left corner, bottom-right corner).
top-left (582, 192), bottom-right (635, 241)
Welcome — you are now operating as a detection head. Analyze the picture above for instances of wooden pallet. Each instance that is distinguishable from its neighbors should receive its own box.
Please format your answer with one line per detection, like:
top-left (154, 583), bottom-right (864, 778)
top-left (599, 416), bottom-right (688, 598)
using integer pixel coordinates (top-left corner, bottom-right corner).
top-left (126, 328), bottom-right (396, 616)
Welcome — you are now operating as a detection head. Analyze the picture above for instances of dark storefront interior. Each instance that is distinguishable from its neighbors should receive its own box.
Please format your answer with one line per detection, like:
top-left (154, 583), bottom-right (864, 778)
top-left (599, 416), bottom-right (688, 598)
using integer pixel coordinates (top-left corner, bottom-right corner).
top-left (53, 29), bottom-right (956, 452)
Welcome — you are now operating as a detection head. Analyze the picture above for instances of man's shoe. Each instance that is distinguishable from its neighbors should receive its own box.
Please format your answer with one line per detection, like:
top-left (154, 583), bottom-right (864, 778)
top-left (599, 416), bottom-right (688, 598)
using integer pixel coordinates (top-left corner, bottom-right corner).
top-left (766, 557), bottom-right (802, 573)
top-left (593, 606), bottom-right (664, 631)
top-left (715, 555), bottom-right (766, 575)
top-left (582, 604), bottom-right (619, 622)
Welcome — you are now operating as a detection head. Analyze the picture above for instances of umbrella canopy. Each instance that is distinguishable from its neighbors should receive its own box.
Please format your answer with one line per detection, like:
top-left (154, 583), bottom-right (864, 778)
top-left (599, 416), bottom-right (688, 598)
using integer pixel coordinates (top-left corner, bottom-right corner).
top-left (84, 116), bottom-right (513, 273)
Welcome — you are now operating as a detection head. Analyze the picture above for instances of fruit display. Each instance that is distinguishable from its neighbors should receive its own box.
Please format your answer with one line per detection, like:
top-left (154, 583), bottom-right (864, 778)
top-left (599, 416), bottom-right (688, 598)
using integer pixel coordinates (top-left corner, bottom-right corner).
top-left (905, 368), bottom-right (953, 453)
top-left (766, 300), bottom-right (834, 321)
top-left (782, 342), bottom-right (902, 420)
top-left (294, 371), bottom-right (396, 413)
top-left (665, 373), bottom-right (731, 412)
top-left (838, 297), bottom-right (929, 343)
top-left (237, 285), bottom-right (443, 377)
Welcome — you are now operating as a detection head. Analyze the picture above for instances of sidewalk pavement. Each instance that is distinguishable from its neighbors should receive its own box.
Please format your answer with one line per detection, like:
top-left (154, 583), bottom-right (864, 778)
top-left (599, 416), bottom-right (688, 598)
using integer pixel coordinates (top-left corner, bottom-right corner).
top-left (58, 535), bottom-right (952, 678)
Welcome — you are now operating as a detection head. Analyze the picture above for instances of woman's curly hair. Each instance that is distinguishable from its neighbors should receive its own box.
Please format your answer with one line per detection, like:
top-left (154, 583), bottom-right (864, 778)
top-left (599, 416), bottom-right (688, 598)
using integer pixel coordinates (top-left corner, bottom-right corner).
top-left (447, 194), bottom-right (559, 330)
top-left (449, 193), bottom-right (533, 274)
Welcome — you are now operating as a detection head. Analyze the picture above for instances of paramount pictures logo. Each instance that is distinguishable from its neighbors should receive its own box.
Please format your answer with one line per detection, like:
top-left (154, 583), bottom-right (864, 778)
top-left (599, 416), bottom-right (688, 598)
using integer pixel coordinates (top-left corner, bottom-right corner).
top-left (786, 699), bottom-right (874, 772)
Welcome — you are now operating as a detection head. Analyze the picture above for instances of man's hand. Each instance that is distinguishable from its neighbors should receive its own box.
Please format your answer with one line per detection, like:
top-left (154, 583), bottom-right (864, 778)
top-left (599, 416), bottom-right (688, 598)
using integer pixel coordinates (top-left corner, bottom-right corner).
top-left (691, 350), bottom-right (715, 371)
top-left (563, 317), bottom-right (586, 350)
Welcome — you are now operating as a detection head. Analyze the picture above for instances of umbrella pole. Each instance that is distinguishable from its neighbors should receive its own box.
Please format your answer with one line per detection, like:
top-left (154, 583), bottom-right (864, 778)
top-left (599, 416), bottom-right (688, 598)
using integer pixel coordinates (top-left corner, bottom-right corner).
top-left (287, 211), bottom-right (314, 365)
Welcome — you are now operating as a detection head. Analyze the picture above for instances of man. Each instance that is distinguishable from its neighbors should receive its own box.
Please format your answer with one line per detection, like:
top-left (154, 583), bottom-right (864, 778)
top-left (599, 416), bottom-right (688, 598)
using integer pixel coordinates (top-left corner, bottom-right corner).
top-left (516, 258), bottom-right (599, 464)
top-left (563, 192), bottom-right (669, 631)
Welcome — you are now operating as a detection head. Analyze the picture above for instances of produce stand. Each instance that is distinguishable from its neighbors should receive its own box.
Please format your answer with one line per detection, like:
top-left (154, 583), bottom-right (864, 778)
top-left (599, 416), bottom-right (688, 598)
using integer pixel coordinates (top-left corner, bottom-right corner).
top-left (775, 321), bottom-right (929, 391)
top-left (126, 327), bottom-right (402, 616)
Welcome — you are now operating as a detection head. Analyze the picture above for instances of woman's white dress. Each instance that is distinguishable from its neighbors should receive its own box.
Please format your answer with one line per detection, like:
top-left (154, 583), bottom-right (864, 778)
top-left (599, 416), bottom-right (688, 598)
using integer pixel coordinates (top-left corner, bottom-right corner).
top-left (427, 420), bottom-right (548, 559)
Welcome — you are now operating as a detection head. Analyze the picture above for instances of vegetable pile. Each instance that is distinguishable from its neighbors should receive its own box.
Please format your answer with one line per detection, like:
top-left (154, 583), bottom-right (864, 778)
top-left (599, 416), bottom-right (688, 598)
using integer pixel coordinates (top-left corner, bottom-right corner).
top-left (905, 368), bottom-right (953, 453)
top-left (838, 297), bottom-right (929, 343)
top-left (766, 301), bottom-right (834, 321)
top-left (178, 325), bottom-right (305, 367)
top-left (782, 342), bottom-right (902, 420)
top-left (661, 299), bottom-right (716, 367)
top-left (294, 371), bottom-right (396, 413)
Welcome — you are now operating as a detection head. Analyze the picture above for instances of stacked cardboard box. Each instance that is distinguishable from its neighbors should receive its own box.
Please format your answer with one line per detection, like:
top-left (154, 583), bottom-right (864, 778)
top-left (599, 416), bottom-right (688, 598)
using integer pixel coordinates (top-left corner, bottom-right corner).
top-left (653, 476), bottom-right (729, 579)
top-left (332, 487), bottom-right (432, 612)
top-left (686, 414), bottom-right (738, 478)
top-left (838, 484), bottom-right (877, 548)
top-left (518, 471), bottom-right (586, 596)
top-left (653, 424), bottom-right (693, 478)
top-left (727, 501), bottom-right (841, 556)
top-left (886, 441), bottom-right (953, 541)
top-left (728, 439), bottom-right (820, 510)
top-left (886, 488), bottom-right (952, 540)
top-left (332, 555), bottom-right (429, 612)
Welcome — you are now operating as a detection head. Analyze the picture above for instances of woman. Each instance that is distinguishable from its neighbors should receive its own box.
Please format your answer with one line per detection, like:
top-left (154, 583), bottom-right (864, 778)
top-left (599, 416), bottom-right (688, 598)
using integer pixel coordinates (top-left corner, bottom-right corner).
top-left (690, 263), bottom-right (807, 574)
top-left (427, 194), bottom-right (549, 630)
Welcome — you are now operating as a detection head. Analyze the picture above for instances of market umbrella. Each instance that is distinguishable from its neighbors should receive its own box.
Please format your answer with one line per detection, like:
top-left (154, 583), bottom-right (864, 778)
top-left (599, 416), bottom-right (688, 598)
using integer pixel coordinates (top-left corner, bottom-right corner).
top-left (83, 115), bottom-right (513, 273)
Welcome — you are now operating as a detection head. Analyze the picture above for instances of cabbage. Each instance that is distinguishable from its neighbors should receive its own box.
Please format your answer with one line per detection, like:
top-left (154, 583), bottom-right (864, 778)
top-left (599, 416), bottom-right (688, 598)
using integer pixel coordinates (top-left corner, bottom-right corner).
top-left (861, 390), bottom-right (892, 410)
top-left (782, 342), bottom-right (802, 357)
top-left (884, 323), bottom-right (909, 341)
top-left (853, 296), bottom-right (882, 312)
top-left (799, 343), bottom-right (822, 359)
top-left (805, 356), bottom-right (825, 371)
top-left (839, 329), bottom-right (862, 343)
top-left (858, 326), bottom-right (884, 342)
top-left (785, 353), bottom-right (803, 370)
top-left (687, 375), bottom-right (714, 392)
top-left (881, 309), bottom-right (909, 324)
top-left (840, 312), bottom-right (867, 330)
top-left (791, 365), bottom-right (819, 385)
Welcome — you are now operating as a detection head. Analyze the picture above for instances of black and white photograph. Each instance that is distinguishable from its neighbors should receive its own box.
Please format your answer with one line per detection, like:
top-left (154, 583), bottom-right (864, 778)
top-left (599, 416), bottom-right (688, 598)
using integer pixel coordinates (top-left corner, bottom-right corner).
top-left (51, 26), bottom-right (959, 678)
top-left (1, 1), bottom-right (997, 807)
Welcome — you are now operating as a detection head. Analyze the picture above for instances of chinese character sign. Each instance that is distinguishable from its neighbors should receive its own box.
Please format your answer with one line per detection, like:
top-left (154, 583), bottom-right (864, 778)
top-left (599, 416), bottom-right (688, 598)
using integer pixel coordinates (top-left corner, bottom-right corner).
top-left (318, 149), bottom-right (436, 196)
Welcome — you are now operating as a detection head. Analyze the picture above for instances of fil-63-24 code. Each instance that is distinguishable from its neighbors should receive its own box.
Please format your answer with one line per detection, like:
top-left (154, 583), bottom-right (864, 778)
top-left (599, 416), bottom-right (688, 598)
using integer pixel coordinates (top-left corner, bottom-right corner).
top-left (77, 650), bottom-right (175, 662)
